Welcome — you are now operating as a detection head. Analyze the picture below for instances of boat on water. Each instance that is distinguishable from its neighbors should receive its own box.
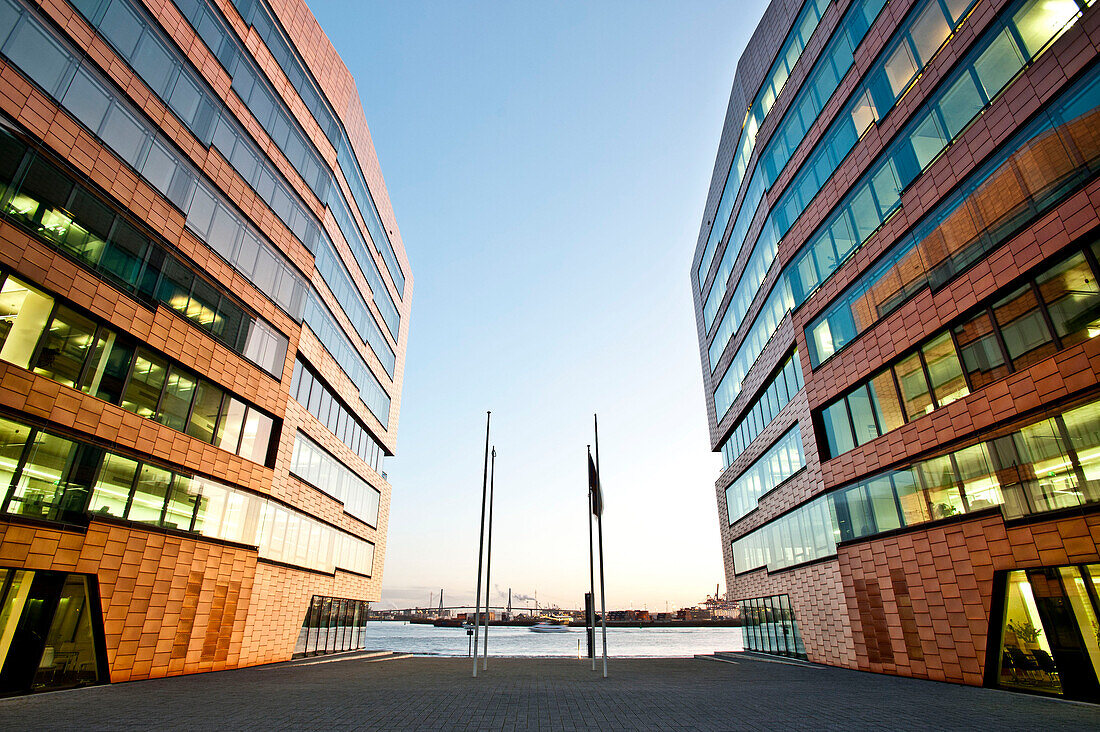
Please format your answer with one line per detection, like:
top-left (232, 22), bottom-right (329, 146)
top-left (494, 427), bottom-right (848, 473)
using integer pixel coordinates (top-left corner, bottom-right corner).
top-left (529, 617), bottom-right (570, 633)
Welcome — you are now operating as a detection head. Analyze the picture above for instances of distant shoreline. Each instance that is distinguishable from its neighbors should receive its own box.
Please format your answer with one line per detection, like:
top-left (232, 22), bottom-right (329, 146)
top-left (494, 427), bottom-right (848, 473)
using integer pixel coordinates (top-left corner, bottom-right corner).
top-left (385, 618), bottom-right (743, 628)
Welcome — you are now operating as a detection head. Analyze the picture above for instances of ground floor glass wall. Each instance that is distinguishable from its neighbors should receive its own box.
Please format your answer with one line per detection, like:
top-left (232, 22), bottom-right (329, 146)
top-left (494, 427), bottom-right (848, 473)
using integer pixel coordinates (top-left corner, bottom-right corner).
top-left (0, 567), bottom-right (105, 694)
top-left (995, 564), bottom-right (1100, 702)
top-left (739, 594), bottom-right (806, 659)
top-left (294, 595), bottom-right (370, 657)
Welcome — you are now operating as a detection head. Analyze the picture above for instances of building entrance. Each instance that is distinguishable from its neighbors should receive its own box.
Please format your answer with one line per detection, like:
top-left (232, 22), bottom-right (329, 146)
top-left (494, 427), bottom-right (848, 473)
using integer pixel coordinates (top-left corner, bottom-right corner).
top-left (993, 565), bottom-right (1100, 702)
top-left (0, 568), bottom-right (107, 695)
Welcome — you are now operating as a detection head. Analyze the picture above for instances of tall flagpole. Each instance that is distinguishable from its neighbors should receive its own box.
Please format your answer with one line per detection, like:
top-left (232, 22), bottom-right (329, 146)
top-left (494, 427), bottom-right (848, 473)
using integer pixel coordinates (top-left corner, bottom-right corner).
top-left (594, 413), bottom-right (608, 678)
top-left (587, 445), bottom-right (596, 671)
top-left (483, 446), bottom-right (496, 669)
top-left (472, 411), bottom-right (491, 678)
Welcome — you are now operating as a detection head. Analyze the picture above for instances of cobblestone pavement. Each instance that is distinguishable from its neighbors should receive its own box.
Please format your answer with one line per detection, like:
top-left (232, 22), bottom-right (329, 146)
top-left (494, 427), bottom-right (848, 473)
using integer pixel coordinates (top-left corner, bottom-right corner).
top-left (0, 652), bottom-right (1096, 730)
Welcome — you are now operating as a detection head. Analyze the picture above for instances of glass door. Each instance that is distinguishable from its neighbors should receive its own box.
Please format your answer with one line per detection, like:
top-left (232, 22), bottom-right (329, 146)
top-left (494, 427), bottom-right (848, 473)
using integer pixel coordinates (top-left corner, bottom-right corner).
top-left (994, 565), bottom-right (1100, 702)
top-left (0, 568), bottom-right (104, 695)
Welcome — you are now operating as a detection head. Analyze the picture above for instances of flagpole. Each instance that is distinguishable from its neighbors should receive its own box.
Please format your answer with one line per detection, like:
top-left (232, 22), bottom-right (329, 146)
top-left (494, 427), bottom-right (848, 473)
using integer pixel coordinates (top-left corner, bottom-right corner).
top-left (594, 413), bottom-right (608, 678)
top-left (472, 411), bottom-right (490, 678)
top-left (587, 444), bottom-right (596, 671)
top-left (483, 446), bottom-right (496, 669)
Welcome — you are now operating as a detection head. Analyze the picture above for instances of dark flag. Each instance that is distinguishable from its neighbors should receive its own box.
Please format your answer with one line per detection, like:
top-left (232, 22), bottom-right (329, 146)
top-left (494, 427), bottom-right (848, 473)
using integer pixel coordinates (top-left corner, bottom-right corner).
top-left (588, 452), bottom-right (603, 516)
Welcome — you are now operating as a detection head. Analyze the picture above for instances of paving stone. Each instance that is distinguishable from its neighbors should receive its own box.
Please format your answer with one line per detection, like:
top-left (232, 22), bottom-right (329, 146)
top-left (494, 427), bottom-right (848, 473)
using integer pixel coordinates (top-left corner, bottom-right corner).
top-left (0, 654), bottom-right (1094, 730)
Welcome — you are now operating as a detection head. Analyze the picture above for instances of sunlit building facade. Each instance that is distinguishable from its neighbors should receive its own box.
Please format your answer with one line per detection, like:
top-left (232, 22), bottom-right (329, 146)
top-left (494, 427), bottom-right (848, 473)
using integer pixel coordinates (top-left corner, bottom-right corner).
top-left (0, 0), bottom-right (410, 692)
top-left (693, 0), bottom-right (1100, 701)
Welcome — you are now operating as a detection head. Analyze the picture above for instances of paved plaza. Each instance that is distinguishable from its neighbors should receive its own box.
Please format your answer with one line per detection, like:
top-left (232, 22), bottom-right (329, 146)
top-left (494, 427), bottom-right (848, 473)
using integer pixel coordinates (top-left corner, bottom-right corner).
top-left (0, 652), bottom-right (1095, 730)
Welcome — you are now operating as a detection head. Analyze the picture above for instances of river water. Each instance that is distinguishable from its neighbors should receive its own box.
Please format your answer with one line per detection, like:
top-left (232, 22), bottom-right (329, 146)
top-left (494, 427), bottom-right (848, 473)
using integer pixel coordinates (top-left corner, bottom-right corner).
top-left (360, 622), bottom-right (744, 657)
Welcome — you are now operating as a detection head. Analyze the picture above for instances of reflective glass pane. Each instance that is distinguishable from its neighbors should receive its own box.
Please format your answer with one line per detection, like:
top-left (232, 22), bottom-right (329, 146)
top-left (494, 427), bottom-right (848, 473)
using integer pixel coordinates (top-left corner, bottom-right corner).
top-left (953, 311), bottom-right (1008, 389)
top-left (89, 452), bottom-right (137, 517)
top-left (237, 409), bottom-right (272, 464)
top-left (31, 307), bottom-right (95, 388)
top-left (1035, 252), bottom-right (1100, 349)
top-left (847, 385), bottom-right (880, 446)
top-left (156, 366), bottom-right (197, 431)
top-left (895, 353), bottom-right (934, 419)
top-left (973, 29), bottom-right (1023, 99)
top-left (937, 71), bottom-right (983, 138)
top-left (127, 463), bottom-right (172, 524)
top-left (0, 276), bottom-right (54, 370)
top-left (883, 41), bottom-right (918, 97)
top-left (121, 349), bottom-right (167, 419)
top-left (868, 369), bottom-right (905, 433)
top-left (1012, 0), bottom-right (1079, 57)
top-left (216, 398), bottom-right (246, 453)
top-left (822, 400), bottom-right (855, 458)
top-left (186, 380), bottom-right (223, 444)
top-left (163, 473), bottom-right (197, 530)
top-left (921, 332), bottom-right (968, 406)
top-left (0, 416), bottom-right (31, 498)
top-left (992, 285), bottom-right (1055, 371)
top-left (10, 432), bottom-right (77, 518)
top-left (909, 3), bottom-right (950, 63)
top-left (917, 455), bottom-right (965, 519)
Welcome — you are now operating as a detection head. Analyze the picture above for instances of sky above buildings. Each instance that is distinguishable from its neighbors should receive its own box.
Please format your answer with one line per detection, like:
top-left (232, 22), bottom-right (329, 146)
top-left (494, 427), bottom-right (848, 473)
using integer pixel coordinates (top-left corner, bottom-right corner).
top-left (311, 0), bottom-right (767, 612)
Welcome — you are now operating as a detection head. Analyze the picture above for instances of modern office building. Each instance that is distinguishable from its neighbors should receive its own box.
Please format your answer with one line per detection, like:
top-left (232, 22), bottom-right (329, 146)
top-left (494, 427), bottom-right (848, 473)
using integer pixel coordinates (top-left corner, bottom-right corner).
top-left (693, 0), bottom-right (1100, 701)
top-left (0, 0), bottom-right (410, 692)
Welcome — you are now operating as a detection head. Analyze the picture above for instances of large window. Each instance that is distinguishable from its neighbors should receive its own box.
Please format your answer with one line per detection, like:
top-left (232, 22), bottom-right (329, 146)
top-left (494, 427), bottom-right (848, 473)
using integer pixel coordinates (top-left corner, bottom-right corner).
top-left (295, 595), bottom-right (370, 657)
top-left (290, 431), bottom-right (381, 526)
top-left (725, 426), bottom-right (805, 525)
top-left (739, 594), bottom-right (806, 659)
top-left (290, 359), bottom-right (386, 474)
top-left (0, 413), bottom-right (373, 575)
top-left (719, 351), bottom-right (803, 467)
top-left (734, 397), bottom-right (1100, 574)
top-left (0, 125), bottom-right (288, 377)
top-left (0, 274), bottom-right (277, 465)
top-left (817, 246), bottom-right (1100, 459)
top-left (806, 2), bottom-right (1098, 366)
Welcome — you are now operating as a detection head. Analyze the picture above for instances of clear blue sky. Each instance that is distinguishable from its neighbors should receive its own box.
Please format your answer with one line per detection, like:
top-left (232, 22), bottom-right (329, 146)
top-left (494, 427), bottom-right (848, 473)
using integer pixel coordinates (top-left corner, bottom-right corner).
top-left (310, 0), bottom-right (767, 611)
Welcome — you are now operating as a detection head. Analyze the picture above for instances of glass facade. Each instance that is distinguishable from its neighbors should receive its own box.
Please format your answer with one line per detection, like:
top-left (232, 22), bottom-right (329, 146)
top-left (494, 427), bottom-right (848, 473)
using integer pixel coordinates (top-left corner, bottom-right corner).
top-left (726, 426), bottom-right (805, 525)
top-left (733, 397), bottom-right (1100, 574)
top-left (290, 431), bottom-right (382, 526)
top-left (711, 0), bottom-right (1091, 380)
top-left (0, 412), bottom-right (374, 575)
top-left (294, 595), bottom-right (370, 657)
top-left (0, 569), bottom-right (106, 694)
top-left (290, 359), bottom-right (386, 473)
top-left (995, 564), bottom-right (1100, 699)
top-left (0, 274), bottom-right (277, 464)
top-left (818, 245), bottom-right (1100, 458)
top-left (0, 0), bottom-right (401, 690)
top-left (739, 594), bottom-right (806, 659)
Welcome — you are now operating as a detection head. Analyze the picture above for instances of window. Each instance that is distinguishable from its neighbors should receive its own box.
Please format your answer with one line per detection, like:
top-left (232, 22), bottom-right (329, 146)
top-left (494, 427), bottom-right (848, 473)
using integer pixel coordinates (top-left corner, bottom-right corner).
top-left (895, 353), bottom-right (934, 419)
top-left (121, 349), bottom-right (168, 419)
top-left (0, 277), bottom-right (53, 369)
top-left (868, 370), bottom-right (905, 433)
top-left (909, 2), bottom-right (951, 63)
top-left (921, 332), bottom-right (968, 405)
top-left (0, 417), bottom-right (30, 495)
top-left (88, 453), bottom-right (138, 517)
top-left (186, 380), bottom-right (224, 444)
top-left (953, 311), bottom-right (1008, 389)
top-left (127, 463), bottom-right (173, 524)
top-left (1035, 252), bottom-right (1100, 349)
top-left (216, 398), bottom-right (247, 453)
top-left (822, 400), bottom-right (856, 457)
top-left (7, 432), bottom-right (79, 519)
top-left (993, 285), bottom-right (1056, 371)
top-left (32, 307), bottom-right (97, 388)
top-left (156, 366), bottom-right (197, 432)
top-left (847, 386), bottom-right (880, 445)
top-left (238, 409), bottom-right (272, 464)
